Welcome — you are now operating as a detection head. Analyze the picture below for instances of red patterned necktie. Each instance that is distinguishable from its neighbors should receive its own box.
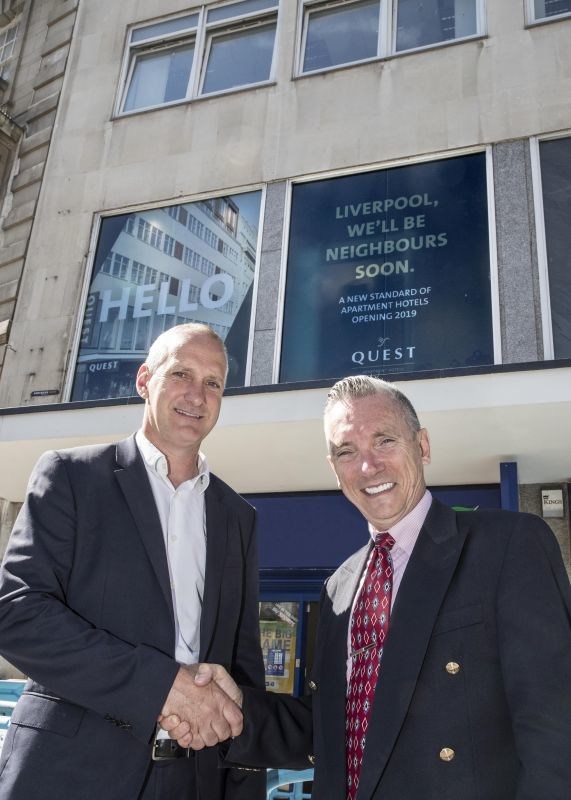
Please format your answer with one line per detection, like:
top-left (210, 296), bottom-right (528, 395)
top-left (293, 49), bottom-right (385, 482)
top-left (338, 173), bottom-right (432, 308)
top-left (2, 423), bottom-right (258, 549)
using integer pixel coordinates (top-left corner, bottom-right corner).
top-left (346, 531), bottom-right (395, 800)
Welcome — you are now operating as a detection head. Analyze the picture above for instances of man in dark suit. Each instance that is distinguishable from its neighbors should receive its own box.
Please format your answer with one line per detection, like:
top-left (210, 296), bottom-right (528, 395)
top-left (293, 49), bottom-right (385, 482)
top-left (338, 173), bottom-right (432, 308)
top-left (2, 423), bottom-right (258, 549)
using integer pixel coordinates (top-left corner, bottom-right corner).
top-left (0, 323), bottom-right (265, 800)
top-left (172, 374), bottom-right (571, 800)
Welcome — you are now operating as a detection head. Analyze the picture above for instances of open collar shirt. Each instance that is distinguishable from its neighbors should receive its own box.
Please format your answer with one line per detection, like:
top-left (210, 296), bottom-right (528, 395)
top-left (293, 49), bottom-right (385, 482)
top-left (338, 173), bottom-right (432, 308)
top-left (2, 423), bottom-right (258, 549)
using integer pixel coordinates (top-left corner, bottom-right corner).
top-left (136, 430), bottom-right (210, 666)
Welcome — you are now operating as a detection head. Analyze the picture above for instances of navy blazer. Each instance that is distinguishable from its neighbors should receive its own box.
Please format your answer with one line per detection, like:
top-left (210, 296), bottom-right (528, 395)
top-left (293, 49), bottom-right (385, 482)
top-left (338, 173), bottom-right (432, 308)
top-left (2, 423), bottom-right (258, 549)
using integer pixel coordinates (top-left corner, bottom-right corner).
top-left (0, 436), bottom-right (265, 799)
top-left (229, 499), bottom-right (571, 800)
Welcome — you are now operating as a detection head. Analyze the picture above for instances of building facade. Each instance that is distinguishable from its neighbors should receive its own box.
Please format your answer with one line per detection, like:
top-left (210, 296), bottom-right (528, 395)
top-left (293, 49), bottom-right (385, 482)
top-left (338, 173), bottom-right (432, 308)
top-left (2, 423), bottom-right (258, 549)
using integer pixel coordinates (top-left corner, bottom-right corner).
top-left (0, 0), bottom-right (570, 684)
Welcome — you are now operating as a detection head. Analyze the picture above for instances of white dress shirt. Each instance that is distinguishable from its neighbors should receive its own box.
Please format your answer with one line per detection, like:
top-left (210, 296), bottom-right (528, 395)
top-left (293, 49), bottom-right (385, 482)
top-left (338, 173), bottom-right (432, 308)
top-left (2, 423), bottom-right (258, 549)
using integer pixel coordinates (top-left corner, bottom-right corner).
top-left (135, 430), bottom-right (209, 666)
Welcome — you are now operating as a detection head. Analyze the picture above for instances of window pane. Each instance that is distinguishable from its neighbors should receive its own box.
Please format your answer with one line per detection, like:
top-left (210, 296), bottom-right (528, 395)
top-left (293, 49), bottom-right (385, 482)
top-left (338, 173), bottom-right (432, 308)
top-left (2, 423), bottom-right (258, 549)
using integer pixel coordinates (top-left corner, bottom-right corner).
top-left (207, 0), bottom-right (277, 24)
top-left (539, 137), bottom-right (571, 359)
top-left (303, 0), bottom-right (379, 73)
top-left (131, 14), bottom-right (198, 43)
top-left (124, 44), bottom-right (194, 111)
top-left (534, 0), bottom-right (571, 18)
top-left (396, 0), bottom-right (477, 52)
top-left (202, 24), bottom-right (275, 94)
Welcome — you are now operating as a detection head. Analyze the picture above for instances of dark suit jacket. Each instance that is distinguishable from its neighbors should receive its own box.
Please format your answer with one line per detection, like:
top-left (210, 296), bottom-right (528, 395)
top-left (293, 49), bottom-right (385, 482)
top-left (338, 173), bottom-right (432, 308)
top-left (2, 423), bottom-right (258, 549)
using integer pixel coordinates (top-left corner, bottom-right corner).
top-left (229, 499), bottom-right (571, 800)
top-left (0, 436), bottom-right (265, 800)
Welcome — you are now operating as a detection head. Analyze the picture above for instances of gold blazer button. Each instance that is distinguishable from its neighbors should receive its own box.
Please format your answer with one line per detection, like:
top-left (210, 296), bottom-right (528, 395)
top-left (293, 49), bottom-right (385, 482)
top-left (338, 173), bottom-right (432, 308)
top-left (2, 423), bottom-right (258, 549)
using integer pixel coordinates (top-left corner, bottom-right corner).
top-left (445, 661), bottom-right (460, 675)
top-left (308, 754), bottom-right (316, 765)
top-left (439, 748), bottom-right (455, 762)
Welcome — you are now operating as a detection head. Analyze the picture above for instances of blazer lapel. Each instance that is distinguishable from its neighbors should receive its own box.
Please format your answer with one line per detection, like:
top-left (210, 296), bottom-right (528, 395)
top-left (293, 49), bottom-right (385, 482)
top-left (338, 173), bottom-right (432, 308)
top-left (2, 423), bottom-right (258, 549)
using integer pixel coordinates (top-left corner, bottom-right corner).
top-left (199, 478), bottom-right (229, 659)
top-left (114, 435), bottom-right (174, 616)
top-left (357, 500), bottom-right (467, 800)
top-left (318, 544), bottom-right (371, 800)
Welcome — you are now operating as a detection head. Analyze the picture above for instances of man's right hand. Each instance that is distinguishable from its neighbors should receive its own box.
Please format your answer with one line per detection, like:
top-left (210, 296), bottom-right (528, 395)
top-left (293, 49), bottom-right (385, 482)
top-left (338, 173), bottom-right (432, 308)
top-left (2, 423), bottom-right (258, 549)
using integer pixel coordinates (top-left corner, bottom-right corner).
top-left (158, 664), bottom-right (243, 750)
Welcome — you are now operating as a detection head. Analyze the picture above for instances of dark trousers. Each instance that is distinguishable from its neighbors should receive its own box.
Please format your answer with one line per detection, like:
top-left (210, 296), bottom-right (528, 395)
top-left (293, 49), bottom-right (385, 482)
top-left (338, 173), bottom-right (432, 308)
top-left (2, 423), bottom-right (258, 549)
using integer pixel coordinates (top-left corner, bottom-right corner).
top-left (138, 758), bottom-right (197, 800)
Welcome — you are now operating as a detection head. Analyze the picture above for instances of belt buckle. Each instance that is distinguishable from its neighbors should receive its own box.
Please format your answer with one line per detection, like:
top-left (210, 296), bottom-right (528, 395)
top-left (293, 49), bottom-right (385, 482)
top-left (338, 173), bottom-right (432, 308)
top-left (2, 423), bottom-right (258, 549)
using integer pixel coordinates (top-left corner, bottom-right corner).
top-left (152, 730), bottom-right (191, 761)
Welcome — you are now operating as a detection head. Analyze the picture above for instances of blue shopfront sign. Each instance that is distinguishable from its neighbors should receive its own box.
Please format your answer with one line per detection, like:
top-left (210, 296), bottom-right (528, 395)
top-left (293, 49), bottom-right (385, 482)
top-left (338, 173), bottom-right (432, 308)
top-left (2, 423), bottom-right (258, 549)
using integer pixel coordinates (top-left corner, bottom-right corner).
top-left (279, 154), bottom-right (494, 383)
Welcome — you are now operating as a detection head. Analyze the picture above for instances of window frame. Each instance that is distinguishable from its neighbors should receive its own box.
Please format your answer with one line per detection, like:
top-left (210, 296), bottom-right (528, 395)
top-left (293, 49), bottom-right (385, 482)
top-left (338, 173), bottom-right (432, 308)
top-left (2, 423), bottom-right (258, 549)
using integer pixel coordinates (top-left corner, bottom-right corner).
top-left (295, 0), bottom-right (486, 77)
top-left (117, 1), bottom-right (279, 116)
top-left (525, 0), bottom-right (571, 25)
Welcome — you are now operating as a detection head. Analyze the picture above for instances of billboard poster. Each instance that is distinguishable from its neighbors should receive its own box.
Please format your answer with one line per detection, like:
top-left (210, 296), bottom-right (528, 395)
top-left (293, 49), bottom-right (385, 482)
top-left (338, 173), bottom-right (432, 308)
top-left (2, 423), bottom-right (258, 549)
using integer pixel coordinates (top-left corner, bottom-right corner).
top-left (259, 603), bottom-right (298, 694)
top-left (279, 153), bottom-right (494, 383)
top-left (71, 191), bottom-right (262, 401)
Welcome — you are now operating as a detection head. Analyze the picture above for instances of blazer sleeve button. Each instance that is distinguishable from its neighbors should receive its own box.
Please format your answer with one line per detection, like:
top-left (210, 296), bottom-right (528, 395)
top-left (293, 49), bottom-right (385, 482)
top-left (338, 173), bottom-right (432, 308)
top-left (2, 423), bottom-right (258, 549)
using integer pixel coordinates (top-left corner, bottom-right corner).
top-left (308, 680), bottom-right (318, 692)
top-left (439, 748), bottom-right (455, 761)
top-left (445, 661), bottom-right (460, 675)
top-left (308, 754), bottom-right (316, 765)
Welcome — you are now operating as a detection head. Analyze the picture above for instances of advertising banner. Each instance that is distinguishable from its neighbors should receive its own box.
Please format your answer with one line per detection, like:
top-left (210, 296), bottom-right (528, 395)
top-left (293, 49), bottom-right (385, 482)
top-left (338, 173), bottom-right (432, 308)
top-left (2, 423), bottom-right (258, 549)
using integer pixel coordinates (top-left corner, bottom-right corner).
top-left (260, 618), bottom-right (297, 694)
top-left (279, 153), bottom-right (494, 383)
top-left (71, 192), bottom-right (261, 401)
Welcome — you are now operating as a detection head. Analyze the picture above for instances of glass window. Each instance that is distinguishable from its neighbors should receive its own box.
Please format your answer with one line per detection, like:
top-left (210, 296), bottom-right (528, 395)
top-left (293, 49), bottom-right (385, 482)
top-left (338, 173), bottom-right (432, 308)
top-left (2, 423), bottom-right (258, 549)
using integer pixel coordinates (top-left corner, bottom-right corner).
top-left (302, 0), bottom-right (379, 73)
top-left (202, 22), bottom-right (276, 94)
top-left (120, 2), bottom-right (278, 113)
top-left (539, 137), bottom-right (571, 359)
top-left (299, 0), bottom-right (480, 73)
top-left (0, 22), bottom-right (18, 64)
top-left (123, 43), bottom-right (195, 112)
top-left (71, 191), bottom-right (263, 401)
top-left (532, 0), bottom-right (571, 20)
top-left (279, 154), bottom-right (494, 383)
top-left (396, 0), bottom-right (478, 52)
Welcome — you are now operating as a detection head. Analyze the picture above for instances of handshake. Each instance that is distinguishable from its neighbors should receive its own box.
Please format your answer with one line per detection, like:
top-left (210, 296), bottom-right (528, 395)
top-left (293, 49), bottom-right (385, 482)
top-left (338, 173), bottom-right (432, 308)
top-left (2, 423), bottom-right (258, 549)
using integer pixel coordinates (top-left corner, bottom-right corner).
top-left (158, 663), bottom-right (243, 750)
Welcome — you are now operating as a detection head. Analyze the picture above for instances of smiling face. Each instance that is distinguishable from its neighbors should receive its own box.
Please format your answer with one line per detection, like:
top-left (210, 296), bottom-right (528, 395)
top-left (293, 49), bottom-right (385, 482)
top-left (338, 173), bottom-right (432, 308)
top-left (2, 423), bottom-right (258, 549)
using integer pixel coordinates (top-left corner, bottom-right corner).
top-left (325, 392), bottom-right (430, 530)
top-left (136, 330), bottom-right (227, 462)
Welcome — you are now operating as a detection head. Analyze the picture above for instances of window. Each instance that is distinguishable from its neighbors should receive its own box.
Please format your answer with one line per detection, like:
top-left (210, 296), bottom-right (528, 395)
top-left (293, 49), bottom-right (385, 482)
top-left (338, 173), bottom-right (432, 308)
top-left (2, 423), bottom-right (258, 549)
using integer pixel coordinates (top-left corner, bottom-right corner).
top-left (530, 0), bottom-right (571, 22)
top-left (298, 0), bottom-right (480, 74)
top-left (0, 21), bottom-right (18, 73)
top-left (279, 154), bottom-right (494, 383)
top-left (120, 1), bottom-right (278, 113)
top-left (538, 137), bottom-right (571, 359)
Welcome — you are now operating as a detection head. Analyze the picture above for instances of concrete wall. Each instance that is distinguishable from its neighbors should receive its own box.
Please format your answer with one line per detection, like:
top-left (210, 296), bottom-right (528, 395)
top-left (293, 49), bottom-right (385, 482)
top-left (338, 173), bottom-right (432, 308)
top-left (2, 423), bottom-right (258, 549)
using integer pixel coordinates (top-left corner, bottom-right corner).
top-left (0, 1), bottom-right (570, 404)
top-left (0, 0), bottom-right (78, 378)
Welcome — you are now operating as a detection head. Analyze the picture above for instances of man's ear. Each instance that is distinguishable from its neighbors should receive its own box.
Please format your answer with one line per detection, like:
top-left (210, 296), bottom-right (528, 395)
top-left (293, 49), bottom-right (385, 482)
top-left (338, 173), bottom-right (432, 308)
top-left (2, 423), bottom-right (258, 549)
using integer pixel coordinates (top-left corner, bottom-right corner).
top-left (136, 364), bottom-right (150, 399)
top-left (418, 428), bottom-right (431, 465)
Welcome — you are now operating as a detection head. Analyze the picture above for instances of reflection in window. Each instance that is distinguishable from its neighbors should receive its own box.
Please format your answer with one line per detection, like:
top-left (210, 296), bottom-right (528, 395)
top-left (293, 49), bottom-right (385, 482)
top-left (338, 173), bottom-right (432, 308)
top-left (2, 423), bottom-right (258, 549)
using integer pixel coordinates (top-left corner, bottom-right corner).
top-left (123, 44), bottom-right (195, 112)
top-left (299, 0), bottom-right (480, 73)
top-left (302, 0), bottom-right (378, 73)
top-left (202, 23), bottom-right (276, 94)
top-left (533, 0), bottom-right (571, 20)
top-left (539, 137), bottom-right (571, 359)
top-left (396, 0), bottom-right (477, 52)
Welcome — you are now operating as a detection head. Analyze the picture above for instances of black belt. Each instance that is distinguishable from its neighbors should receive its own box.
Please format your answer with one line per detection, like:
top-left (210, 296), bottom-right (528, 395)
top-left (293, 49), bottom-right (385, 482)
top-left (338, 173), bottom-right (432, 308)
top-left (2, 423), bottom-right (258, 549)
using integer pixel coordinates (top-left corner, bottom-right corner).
top-left (152, 737), bottom-right (192, 761)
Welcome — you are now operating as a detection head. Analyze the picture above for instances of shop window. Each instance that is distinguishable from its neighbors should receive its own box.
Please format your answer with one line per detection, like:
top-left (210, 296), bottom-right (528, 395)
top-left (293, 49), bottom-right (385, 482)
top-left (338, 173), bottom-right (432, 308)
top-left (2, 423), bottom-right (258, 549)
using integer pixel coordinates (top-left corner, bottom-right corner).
top-left (120, 1), bottom-right (278, 114)
top-left (530, 0), bottom-right (571, 22)
top-left (279, 153), bottom-right (495, 383)
top-left (538, 137), bottom-right (571, 359)
top-left (298, 0), bottom-right (481, 74)
top-left (70, 190), bottom-right (262, 401)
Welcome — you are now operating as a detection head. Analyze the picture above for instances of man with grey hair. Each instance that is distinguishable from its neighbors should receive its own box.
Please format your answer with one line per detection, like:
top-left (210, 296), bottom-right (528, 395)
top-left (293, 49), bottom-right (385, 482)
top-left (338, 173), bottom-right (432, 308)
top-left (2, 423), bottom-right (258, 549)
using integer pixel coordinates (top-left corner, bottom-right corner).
top-left (169, 373), bottom-right (571, 800)
top-left (0, 323), bottom-right (265, 800)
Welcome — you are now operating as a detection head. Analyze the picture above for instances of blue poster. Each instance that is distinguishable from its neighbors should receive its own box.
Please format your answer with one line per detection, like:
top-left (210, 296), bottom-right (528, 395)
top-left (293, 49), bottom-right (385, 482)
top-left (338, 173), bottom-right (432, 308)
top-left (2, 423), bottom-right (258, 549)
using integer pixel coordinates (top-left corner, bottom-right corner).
top-left (279, 154), bottom-right (494, 382)
top-left (71, 192), bottom-right (261, 400)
